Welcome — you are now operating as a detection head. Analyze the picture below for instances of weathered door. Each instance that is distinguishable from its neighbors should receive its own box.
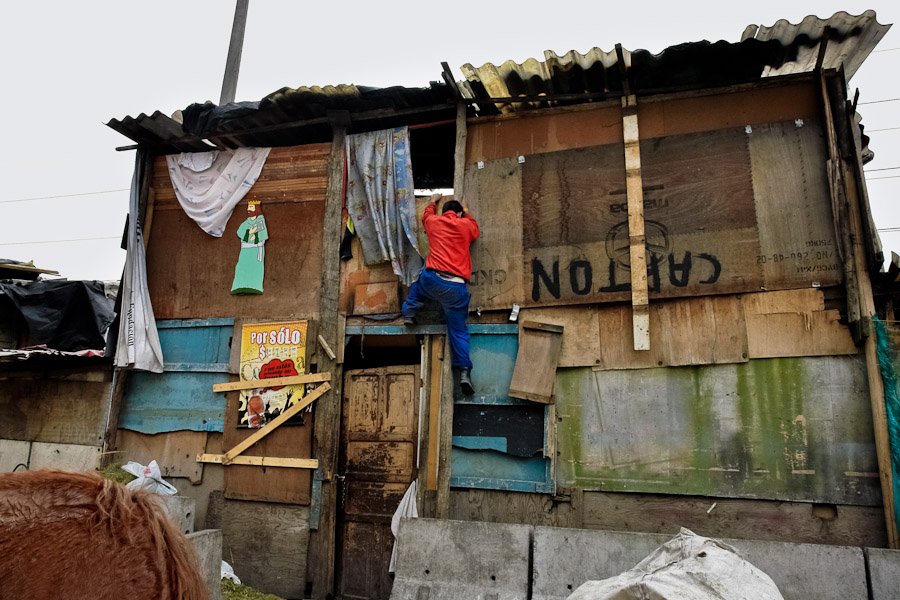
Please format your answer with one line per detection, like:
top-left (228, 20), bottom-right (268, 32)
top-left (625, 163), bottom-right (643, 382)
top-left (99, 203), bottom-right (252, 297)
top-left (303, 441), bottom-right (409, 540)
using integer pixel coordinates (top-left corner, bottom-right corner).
top-left (337, 365), bottom-right (419, 600)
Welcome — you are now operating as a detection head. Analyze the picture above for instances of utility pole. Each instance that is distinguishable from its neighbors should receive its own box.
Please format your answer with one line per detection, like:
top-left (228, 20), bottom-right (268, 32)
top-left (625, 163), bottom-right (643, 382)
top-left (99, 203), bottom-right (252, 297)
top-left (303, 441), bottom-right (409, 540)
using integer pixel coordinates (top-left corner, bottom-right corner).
top-left (220, 0), bottom-right (249, 105)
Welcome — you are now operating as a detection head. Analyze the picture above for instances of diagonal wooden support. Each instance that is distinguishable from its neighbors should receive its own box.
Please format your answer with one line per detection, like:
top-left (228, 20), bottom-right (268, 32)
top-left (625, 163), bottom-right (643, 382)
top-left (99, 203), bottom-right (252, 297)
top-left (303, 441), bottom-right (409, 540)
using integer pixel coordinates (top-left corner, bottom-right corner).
top-left (622, 94), bottom-right (650, 351)
top-left (221, 382), bottom-right (331, 465)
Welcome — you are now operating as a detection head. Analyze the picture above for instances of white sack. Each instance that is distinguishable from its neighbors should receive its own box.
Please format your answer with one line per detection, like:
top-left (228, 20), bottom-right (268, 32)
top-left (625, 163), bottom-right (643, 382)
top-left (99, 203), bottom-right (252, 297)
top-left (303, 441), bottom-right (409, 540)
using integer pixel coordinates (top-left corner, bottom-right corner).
top-left (568, 528), bottom-right (783, 600)
top-left (122, 460), bottom-right (178, 496)
top-left (389, 479), bottom-right (418, 573)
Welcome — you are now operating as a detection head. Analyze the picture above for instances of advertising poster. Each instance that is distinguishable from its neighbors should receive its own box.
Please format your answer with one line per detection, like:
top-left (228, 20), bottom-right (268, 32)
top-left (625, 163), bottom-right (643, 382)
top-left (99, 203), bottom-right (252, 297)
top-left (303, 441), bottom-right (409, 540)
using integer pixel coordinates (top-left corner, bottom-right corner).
top-left (238, 320), bottom-right (308, 428)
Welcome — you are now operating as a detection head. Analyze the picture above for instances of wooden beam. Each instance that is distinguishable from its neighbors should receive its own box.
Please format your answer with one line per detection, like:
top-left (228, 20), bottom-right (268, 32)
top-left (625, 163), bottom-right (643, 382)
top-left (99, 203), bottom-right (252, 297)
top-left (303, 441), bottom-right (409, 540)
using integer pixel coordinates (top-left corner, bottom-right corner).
top-left (426, 335), bottom-right (443, 491)
top-left (222, 382), bottom-right (330, 464)
top-left (219, 0), bottom-right (249, 105)
top-left (197, 453), bottom-right (318, 469)
top-left (436, 334), bottom-right (455, 519)
top-left (821, 70), bottom-right (899, 549)
top-left (454, 102), bottom-right (468, 198)
top-left (621, 94), bottom-right (650, 351)
top-left (305, 122), bottom-right (347, 600)
top-left (212, 372), bottom-right (331, 393)
top-left (317, 334), bottom-right (336, 361)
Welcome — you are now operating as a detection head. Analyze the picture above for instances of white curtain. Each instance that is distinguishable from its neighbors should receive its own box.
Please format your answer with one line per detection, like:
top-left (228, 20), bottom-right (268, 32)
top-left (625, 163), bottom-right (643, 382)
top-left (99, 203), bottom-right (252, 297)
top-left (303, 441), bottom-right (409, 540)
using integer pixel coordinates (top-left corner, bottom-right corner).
top-left (166, 147), bottom-right (271, 237)
top-left (345, 127), bottom-right (423, 286)
top-left (115, 150), bottom-right (164, 373)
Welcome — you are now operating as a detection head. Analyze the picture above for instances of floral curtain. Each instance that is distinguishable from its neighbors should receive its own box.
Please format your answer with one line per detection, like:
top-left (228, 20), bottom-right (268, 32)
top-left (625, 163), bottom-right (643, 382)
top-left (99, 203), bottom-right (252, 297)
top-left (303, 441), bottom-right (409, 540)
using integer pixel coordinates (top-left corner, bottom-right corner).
top-left (345, 127), bottom-right (423, 286)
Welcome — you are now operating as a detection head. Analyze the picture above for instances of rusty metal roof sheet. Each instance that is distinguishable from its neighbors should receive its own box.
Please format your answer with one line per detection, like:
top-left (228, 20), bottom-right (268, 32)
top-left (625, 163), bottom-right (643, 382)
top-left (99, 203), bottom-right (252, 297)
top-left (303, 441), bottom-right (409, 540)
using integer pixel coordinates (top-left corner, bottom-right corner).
top-left (460, 10), bottom-right (890, 115)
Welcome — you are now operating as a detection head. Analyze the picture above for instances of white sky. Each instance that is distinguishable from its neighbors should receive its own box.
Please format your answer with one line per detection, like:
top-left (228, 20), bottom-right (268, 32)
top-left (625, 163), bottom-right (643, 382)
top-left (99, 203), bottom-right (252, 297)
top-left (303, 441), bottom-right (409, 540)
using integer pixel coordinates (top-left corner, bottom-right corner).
top-left (0, 1), bottom-right (896, 280)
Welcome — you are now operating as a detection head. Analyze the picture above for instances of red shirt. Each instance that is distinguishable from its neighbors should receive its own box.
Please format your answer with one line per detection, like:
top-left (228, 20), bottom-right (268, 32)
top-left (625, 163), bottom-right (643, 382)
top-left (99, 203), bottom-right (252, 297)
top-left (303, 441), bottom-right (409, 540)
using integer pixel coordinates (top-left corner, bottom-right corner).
top-left (422, 203), bottom-right (480, 280)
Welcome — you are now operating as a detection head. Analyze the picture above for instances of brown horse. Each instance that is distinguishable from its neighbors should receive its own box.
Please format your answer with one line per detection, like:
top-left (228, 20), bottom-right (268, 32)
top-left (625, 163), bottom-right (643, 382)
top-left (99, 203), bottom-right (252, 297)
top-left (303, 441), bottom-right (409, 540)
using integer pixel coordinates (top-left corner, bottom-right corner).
top-left (0, 469), bottom-right (208, 600)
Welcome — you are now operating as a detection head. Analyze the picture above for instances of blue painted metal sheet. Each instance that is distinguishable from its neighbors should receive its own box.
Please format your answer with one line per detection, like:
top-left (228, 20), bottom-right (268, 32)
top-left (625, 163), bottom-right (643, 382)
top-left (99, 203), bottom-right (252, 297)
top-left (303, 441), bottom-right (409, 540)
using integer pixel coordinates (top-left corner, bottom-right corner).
top-left (450, 447), bottom-right (554, 493)
top-left (120, 320), bottom-right (232, 434)
top-left (449, 333), bottom-right (554, 494)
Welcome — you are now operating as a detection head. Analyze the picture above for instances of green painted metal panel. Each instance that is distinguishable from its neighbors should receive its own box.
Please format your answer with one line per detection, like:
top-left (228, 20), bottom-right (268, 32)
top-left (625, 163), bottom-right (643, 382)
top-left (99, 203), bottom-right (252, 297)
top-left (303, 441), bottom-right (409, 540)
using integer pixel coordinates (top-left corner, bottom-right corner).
top-left (555, 356), bottom-right (880, 506)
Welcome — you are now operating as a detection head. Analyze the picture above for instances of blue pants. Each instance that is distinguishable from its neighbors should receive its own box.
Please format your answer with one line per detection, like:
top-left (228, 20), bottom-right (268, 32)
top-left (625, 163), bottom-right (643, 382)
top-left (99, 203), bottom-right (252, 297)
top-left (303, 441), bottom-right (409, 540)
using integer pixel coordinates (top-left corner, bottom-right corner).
top-left (402, 270), bottom-right (472, 369)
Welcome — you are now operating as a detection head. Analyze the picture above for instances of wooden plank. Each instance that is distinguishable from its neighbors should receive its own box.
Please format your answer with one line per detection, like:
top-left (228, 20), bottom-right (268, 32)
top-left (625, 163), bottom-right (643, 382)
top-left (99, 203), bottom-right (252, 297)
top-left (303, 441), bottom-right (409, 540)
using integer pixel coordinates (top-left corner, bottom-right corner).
top-left (223, 382), bottom-right (330, 463)
top-left (198, 453), bottom-right (318, 468)
top-left (426, 335), bottom-right (443, 491)
top-left (581, 491), bottom-right (887, 548)
top-left (28, 442), bottom-right (101, 471)
top-left (556, 358), bottom-right (880, 506)
top-left (746, 310), bottom-right (857, 358)
top-left (449, 488), bottom-right (583, 529)
top-left (0, 377), bottom-right (110, 446)
top-left (467, 80), bottom-right (819, 163)
top-left (436, 335), bottom-right (454, 518)
top-left (464, 158), bottom-right (524, 310)
top-left (595, 296), bottom-right (748, 370)
top-left (116, 429), bottom-right (208, 484)
top-left (622, 95), bottom-right (650, 351)
top-left (508, 322), bottom-right (564, 403)
top-left (517, 307), bottom-right (602, 368)
top-left (207, 492), bottom-right (310, 599)
top-left (102, 368), bottom-right (127, 467)
top-left (742, 288), bottom-right (825, 314)
top-left (351, 281), bottom-right (399, 316)
top-left (213, 372), bottom-right (330, 393)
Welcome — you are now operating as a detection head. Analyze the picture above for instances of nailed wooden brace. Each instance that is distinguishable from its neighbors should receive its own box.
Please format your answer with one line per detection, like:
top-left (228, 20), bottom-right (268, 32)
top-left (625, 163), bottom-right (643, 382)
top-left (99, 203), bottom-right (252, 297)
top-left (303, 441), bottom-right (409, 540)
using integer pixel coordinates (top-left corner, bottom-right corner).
top-left (622, 94), bottom-right (650, 351)
top-left (197, 381), bottom-right (331, 468)
top-left (212, 372), bottom-right (330, 393)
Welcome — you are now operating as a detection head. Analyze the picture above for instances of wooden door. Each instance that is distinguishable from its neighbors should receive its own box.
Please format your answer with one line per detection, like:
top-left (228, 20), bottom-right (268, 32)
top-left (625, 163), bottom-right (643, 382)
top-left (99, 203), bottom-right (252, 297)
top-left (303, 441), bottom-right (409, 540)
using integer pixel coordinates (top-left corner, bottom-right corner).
top-left (337, 365), bottom-right (419, 600)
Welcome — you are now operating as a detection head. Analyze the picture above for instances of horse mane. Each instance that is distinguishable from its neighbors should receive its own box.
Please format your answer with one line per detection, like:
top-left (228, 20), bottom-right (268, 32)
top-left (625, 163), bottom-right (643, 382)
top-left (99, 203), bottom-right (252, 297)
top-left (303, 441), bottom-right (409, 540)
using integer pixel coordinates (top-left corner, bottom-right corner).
top-left (0, 469), bottom-right (209, 600)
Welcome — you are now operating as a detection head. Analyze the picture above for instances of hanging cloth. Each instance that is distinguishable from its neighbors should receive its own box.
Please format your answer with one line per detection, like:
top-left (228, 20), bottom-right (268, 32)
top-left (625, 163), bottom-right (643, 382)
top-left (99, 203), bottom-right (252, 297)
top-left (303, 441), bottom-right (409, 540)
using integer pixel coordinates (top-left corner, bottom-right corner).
top-left (389, 479), bottom-right (418, 574)
top-left (115, 150), bottom-right (164, 373)
top-left (166, 147), bottom-right (271, 237)
top-left (345, 127), bottom-right (423, 286)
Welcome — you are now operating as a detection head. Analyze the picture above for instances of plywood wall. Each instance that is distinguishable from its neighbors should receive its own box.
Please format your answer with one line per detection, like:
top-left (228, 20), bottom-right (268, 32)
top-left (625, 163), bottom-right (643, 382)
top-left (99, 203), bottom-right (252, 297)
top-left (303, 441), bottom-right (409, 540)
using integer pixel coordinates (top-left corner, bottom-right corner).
top-left (464, 81), bottom-right (839, 310)
top-left (554, 356), bottom-right (879, 506)
top-left (147, 144), bottom-right (330, 320)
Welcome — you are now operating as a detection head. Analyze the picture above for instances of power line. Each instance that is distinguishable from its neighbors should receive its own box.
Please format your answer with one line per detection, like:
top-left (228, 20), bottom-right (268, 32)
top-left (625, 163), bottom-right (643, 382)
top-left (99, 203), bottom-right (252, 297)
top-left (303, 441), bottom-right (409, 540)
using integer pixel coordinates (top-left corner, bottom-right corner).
top-left (865, 167), bottom-right (900, 172)
top-left (0, 236), bottom-right (121, 246)
top-left (867, 127), bottom-right (900, 133)
top-left (0, 188), bottom-right (129, 205)
top-left (859, 98), bottom-right (900, 105)
top-left (873, 47), bottom-right (900, 53)
top-left (867, 175), bottom-right (900, 180)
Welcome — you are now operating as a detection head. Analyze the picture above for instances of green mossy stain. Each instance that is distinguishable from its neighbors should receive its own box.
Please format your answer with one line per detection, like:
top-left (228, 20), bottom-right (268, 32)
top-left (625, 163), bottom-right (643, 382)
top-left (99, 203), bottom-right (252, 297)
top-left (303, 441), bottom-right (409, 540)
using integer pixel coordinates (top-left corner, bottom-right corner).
top-left (735, 357), bottom-right (807, 495)
top-left (555, 368), bottom-right (587, 483)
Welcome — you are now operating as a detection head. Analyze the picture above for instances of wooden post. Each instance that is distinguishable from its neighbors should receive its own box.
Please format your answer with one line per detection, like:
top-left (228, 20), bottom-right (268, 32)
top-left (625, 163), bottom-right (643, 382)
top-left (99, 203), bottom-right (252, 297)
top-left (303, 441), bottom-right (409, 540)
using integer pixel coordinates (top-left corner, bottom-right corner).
top-left (219, 0), bottom-right (249, 105)
top-left (426, 335), bottom-right (443, 494)
top-left (305, 118), bottom-right (347, 599)
top-left (454, 102), bottom-right (467, 199)
top-left (435, 334), bottom-right (454, 519)
top-left (621, 95), bottom-right (650, 351)
top-left (821, 70), bottom-right (899, 548)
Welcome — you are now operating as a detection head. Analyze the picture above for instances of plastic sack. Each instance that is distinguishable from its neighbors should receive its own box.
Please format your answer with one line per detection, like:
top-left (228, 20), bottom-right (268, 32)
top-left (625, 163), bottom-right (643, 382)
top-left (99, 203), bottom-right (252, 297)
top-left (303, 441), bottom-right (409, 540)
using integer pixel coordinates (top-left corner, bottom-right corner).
top-left (121, 460), bottom-right (178, 496)
top-left (389, 479), bottom-right (419, 573)
top-left (568, 528), bottom-right (784, 600)
top-left (221, 561), bottom-right (241, 584)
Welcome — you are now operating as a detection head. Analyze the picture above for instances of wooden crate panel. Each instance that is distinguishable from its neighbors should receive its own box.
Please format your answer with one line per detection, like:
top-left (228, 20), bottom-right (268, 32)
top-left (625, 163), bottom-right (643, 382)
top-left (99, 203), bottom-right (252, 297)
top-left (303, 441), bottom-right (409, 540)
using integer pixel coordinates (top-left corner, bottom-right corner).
top-left (517, 307), bottom-right (602, 368)
top-left (508, 322), bottom-right (564, 403)
top-left (0, 378), bottom-right (109, 446)
top-left (555, 358), bottom-right (880, 506)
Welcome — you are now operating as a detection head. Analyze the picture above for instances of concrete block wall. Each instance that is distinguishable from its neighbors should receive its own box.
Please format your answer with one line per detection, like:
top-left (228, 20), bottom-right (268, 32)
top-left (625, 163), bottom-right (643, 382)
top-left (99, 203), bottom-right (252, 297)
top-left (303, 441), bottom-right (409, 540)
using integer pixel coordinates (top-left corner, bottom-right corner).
top-left (392, 519), bottom-right (900, 600)
top-left (188, 529), bottom-right (223, 600)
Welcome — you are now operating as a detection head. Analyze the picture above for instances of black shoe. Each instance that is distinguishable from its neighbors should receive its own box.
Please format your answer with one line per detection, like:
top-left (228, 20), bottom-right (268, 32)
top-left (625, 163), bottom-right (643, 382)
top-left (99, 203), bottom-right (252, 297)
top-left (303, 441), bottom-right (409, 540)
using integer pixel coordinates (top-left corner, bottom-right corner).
top-left (402, 316), bottom-right (416, 326)
top-left (459, 368), bottom-right (475, 395)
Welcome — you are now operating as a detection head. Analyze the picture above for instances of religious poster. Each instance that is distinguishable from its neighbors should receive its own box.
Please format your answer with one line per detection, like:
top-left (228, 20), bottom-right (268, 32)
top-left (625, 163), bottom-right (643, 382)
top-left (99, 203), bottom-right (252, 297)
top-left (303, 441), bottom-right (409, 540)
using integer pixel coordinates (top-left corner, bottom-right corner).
top-left (238, 320), bottom-right (308, 428)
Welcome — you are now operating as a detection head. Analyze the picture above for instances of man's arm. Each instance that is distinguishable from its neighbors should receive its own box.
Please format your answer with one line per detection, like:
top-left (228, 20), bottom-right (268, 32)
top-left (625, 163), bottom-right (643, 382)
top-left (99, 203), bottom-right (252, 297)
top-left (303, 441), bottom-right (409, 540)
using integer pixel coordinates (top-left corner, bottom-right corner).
top-left (459, 198), bottom-right (479, 241)
top-left (422, 193), bottom-right (441, 225)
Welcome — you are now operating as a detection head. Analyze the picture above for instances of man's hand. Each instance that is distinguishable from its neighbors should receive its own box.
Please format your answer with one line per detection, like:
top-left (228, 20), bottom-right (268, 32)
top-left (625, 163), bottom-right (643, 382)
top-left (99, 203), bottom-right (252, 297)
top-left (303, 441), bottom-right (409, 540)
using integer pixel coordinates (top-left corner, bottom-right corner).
top-left (430, 193), bottom-right (442, 205)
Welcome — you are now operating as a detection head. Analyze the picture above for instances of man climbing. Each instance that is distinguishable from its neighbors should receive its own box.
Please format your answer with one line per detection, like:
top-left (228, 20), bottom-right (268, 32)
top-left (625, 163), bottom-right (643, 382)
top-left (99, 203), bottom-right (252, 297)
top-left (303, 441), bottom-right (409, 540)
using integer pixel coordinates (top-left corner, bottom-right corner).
top-left (402, 193), bottom-right (480, 395)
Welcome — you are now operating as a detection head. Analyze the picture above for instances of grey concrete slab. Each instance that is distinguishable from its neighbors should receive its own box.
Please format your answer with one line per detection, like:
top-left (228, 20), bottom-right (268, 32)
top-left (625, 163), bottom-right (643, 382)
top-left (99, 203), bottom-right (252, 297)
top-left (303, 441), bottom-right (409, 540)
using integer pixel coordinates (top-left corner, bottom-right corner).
top-left (533, 527), bottom-right (868, 600)
top-left (532, 527), bottom-right (672, 600)
top-left (865, 547), bottom-right (900, 600)
top-left (163, 494), bottom-right (196, 534)
top-left (391, 518), bottom-right (532, 600)
top-left (187, 529), bottom-right (223, 600)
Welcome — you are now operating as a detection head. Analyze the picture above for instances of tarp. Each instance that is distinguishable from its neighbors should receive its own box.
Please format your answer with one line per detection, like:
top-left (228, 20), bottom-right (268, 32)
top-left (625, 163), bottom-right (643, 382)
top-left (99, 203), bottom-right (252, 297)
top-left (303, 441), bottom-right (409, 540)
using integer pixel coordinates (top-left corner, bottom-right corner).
top-left (569, 528), bottom-right (783, 600)
top-left (0, 280), bottom-right (115, 352)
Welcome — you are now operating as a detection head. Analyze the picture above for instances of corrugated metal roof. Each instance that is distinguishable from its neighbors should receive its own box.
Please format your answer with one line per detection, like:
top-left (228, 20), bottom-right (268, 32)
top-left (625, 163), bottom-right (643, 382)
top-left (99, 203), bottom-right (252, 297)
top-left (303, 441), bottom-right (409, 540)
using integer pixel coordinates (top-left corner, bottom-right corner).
top-left (460, 10), bottom-right (890, 115)
top-left (741, 10), bottom-right (890, 79)
top-left (108, 83), bottom-right (457, 154)
top-left (108, 11), bottom-right (890, 149)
